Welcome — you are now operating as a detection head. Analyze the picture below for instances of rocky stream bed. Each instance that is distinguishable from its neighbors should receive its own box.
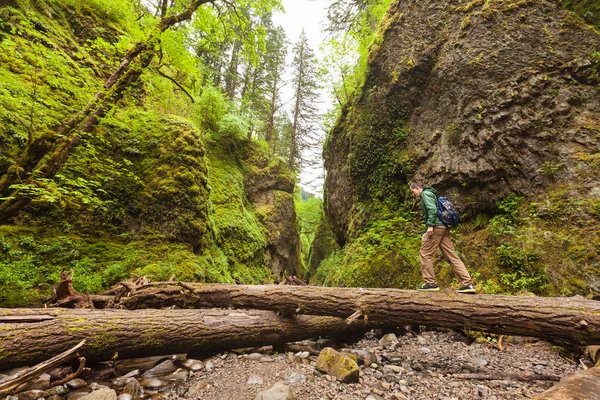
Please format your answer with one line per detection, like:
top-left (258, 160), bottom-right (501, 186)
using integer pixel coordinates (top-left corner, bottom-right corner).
top-left (1, 328), bottom-right (585, 400)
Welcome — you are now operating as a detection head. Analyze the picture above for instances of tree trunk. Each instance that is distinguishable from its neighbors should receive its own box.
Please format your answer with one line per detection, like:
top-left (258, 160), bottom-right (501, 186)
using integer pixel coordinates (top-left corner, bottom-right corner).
top-left (0, 308), bottom-right (389, 370)
top-left (119, 283), bottom-right (600, 345)
top-left (533, 366), bottom-right (600, 399)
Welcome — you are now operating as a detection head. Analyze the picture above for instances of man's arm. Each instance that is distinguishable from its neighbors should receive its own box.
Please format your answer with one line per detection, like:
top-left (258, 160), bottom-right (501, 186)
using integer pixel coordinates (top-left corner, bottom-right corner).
top-left (422, 191), bottom-right (439, 227)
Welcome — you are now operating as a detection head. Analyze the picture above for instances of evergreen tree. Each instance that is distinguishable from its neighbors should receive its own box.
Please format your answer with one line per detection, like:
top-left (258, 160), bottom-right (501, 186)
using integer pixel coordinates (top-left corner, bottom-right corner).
top-left (289, 31), bottom-right (321, 171)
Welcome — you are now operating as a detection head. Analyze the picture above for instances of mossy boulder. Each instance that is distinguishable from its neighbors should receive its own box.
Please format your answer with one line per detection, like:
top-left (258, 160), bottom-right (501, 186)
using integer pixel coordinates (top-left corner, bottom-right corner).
top-left (314, 347), bottom-right (360, 383)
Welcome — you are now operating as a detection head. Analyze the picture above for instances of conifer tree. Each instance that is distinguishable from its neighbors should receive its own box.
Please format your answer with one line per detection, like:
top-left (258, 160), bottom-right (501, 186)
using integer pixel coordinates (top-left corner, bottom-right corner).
top-left (289, 31), bottom-right (321, 171)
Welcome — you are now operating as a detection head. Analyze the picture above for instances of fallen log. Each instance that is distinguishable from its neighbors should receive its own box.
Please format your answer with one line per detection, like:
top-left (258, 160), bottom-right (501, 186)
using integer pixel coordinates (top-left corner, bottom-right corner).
top-left (0, 308), bottom-right (391, 370)
top-left (118, 283), bottom-right (600, 345)
top-left (533, 366), bottom-right (600, 399)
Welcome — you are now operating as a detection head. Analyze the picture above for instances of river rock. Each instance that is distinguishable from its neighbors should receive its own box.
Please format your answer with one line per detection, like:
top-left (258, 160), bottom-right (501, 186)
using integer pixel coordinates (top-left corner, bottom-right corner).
top-left (66, 379), bottom-right (88, 390)
top-left (77, 389), bottom-right (117, 400)
top-left (161, 369), bottom-right (188, 382)
top-left (247, 375), bottom-right (264, 385)
top-left (47, 385), bottom-right (69, 396)
top-left (141, 378), bottom-right (168, 389)
top-left (15, 374), bottom-right (51, 392)
top-left (179, 359), bottom-right (204, 371)
top-left (379, 334), bottom-right (399, 348)
top-left (67, 390), bottom-right (92, 400)
top-left (142, 360), bottom-right (177, 378)
top-left (285, 372), bottom-right (306, 383)
top-left (254, 382), bottom-right (296, 400)
top-left (342, 349), bottom-right (376, 365)
top-left (16, 390), bottom-right (48, 400)
top-left (114, 355), bottom-right (185, 375)
top-left (116, 394), bottom-right (132, 400)
top-left (123, 379), bottom-right (140, 396)
top-left (314, 347), bottom-right (360, 383)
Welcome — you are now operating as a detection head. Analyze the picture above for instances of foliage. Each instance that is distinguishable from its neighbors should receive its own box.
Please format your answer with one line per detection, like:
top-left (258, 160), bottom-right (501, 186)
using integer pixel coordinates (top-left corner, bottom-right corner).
top-left (313, 215), bottom-right (422, 288)
top-left (295, 192), bottom-right (323, 267)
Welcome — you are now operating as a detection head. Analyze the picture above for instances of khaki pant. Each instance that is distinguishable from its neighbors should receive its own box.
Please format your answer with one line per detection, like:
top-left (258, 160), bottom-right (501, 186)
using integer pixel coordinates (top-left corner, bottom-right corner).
top-left (420, 226), bottom-right (472, 286)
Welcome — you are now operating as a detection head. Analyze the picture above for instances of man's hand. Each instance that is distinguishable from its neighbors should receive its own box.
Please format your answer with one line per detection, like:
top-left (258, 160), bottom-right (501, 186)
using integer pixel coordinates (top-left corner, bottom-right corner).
top-left (422, 227), bottom-right (434, 240)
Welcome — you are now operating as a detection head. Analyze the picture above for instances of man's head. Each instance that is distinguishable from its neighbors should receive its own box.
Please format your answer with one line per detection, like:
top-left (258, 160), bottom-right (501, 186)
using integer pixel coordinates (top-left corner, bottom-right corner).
top-left (409, 182), bottom-right (423, 198)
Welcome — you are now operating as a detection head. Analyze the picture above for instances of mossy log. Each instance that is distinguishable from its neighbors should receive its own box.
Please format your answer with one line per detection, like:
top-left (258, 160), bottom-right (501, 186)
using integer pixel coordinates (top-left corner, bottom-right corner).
top-left (533, 366), bottom-right (600, 399)
top-left (0, 308), bottom-right (389, 370)
top-left (120, 283), bottom-right (600, 345)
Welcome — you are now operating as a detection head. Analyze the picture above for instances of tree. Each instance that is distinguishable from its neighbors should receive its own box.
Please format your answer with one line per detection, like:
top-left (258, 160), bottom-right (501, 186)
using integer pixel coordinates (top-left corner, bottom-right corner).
top-left (289, 31), bottom-right (321, 171)
top-left (0, 0), bottom-right (282, 222)
top-left (262, 25), bottom-right (287, 144)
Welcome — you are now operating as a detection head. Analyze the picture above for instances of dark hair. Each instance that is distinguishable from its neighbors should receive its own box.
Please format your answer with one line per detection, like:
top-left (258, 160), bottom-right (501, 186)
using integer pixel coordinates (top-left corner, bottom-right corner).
top-left (409, 182), bottom-right (423, 189)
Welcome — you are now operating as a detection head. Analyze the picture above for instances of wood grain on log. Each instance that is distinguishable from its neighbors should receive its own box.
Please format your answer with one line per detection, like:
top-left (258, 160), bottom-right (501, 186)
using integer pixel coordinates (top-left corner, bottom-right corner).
top-left (0, 308), bottom-right (389, 370)
top-left (533, 366), bottom-right (600, 399)
top-left (119, 283), bottom-right (600, 345)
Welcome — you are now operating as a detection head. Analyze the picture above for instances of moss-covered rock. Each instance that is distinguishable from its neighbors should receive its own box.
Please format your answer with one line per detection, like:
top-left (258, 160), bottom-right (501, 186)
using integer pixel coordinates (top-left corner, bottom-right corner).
top-left (314, 347), bottom-right (360, 383)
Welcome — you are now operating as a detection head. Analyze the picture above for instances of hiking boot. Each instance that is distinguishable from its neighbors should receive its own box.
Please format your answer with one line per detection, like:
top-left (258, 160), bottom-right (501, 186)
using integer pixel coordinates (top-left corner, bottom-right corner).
top-left (457, 284), bottom-right (476, 294)
top-left (417, 283), bottom-right (440, 291)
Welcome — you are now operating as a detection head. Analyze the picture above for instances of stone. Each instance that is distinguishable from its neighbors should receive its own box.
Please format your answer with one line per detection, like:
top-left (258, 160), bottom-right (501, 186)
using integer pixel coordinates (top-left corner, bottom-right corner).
top-left (15, 375), bottom-right (51, 392)
top-left (114, 355), bottom-right (185, 375)
top-left (77, 389), bottom-right (117, 400)
top-left (471, 358), bottom-right (488, 368)
top-left (247, 353), bottom-right (263, 361)
top-left (314, 347), bottom-right (360, 383)
top-left (383, 365), bottom-right (405, 374)
top-left (116, 394), bottom-right (132, 400)
top-left (66, 379), bottom-right (88, 390)
top-left (161, 369), bottom-right (188, 382)
top-left (122, 380), bottom-right (139, 396)
top-left (254, 382), bottom-right (296, 400)
top-left (342, 349), bottom-right (376, 365)
top-left (47, 385), bottom-right (69, 396)
top-left (204, 361), bottom-right (214, 372)
top-left (16, 390), bottom-right (48, 400)
top-left (141, 378), bottom-right (168, 389)
top-left (142, 360), bottom-right (177, 379)
top-left (379, 334), bottom-right (399, 348)
top-left (247, 375), bottom-right (264, 385)
top-left (285, 372), bottom-right (306, 383)
top-left (67, 390), bottom-right (92, 400)
top-left (186, 379), bottom-right (211, 396)
top-left (299, 352), bottom-right (310, 359)
top-left (88, 383), bottom-right (110, 391)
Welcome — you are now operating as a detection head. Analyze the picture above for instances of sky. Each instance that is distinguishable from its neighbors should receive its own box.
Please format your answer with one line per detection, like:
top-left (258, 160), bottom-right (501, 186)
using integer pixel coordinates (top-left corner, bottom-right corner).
top-left (273, 0), bottom-right (332, 196)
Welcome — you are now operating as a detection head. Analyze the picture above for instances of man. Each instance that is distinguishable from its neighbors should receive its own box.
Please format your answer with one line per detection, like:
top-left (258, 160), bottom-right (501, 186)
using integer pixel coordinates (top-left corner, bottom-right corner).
top-left (409, 182), bottom-right (476, 293)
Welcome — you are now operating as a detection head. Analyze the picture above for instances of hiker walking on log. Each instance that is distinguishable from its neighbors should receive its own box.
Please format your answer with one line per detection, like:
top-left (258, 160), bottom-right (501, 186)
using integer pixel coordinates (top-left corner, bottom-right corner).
top-left (409, 182), bottom-right (476, 293)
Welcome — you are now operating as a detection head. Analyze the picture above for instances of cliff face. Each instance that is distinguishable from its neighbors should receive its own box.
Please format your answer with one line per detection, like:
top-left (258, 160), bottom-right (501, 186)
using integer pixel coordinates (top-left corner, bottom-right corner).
top-left (323, 0), bottom-right (600, 294)
top-left (0, 1), bottom-right (302, 305)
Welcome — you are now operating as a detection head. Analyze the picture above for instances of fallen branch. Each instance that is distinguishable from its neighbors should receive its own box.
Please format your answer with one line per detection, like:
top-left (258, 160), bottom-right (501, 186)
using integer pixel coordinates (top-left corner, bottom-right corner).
top-left (51, 357), bottom-right (86, 387)
top-left (0, 339), bottom-right (86, 395)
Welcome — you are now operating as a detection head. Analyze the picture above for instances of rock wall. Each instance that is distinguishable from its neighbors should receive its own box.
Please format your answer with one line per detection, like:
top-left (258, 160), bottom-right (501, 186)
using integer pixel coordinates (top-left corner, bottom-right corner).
top-left (325, 0), bottom-right (600, 242)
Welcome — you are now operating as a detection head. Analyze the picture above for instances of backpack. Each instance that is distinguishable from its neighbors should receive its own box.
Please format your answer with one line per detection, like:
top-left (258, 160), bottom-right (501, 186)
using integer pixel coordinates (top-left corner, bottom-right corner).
top-left (437, 196), bottom-right (460, 226)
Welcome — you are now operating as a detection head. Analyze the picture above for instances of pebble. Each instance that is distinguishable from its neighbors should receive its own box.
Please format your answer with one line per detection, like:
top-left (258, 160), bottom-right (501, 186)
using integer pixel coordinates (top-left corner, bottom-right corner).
top-left (66, 379), bottom-right (88, 390)
top-left (247, 375), bottom-right (264, 385)
top-left (247, 353), bottom-right (263, 361)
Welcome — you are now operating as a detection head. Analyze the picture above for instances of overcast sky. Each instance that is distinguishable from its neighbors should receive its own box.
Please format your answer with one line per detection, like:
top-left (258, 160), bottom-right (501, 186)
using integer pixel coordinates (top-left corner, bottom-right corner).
top-left (273, 0), bottom-right (330, 195)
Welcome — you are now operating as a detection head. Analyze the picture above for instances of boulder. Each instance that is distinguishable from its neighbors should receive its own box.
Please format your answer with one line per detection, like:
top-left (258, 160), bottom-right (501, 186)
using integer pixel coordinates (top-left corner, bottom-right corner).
top-left (314, 347), bottom-right (360, 383)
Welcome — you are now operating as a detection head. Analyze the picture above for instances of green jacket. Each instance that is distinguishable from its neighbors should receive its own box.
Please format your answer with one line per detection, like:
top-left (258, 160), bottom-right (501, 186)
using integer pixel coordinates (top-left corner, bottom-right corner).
top-left (420, 186), bottom-right (444, 228)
